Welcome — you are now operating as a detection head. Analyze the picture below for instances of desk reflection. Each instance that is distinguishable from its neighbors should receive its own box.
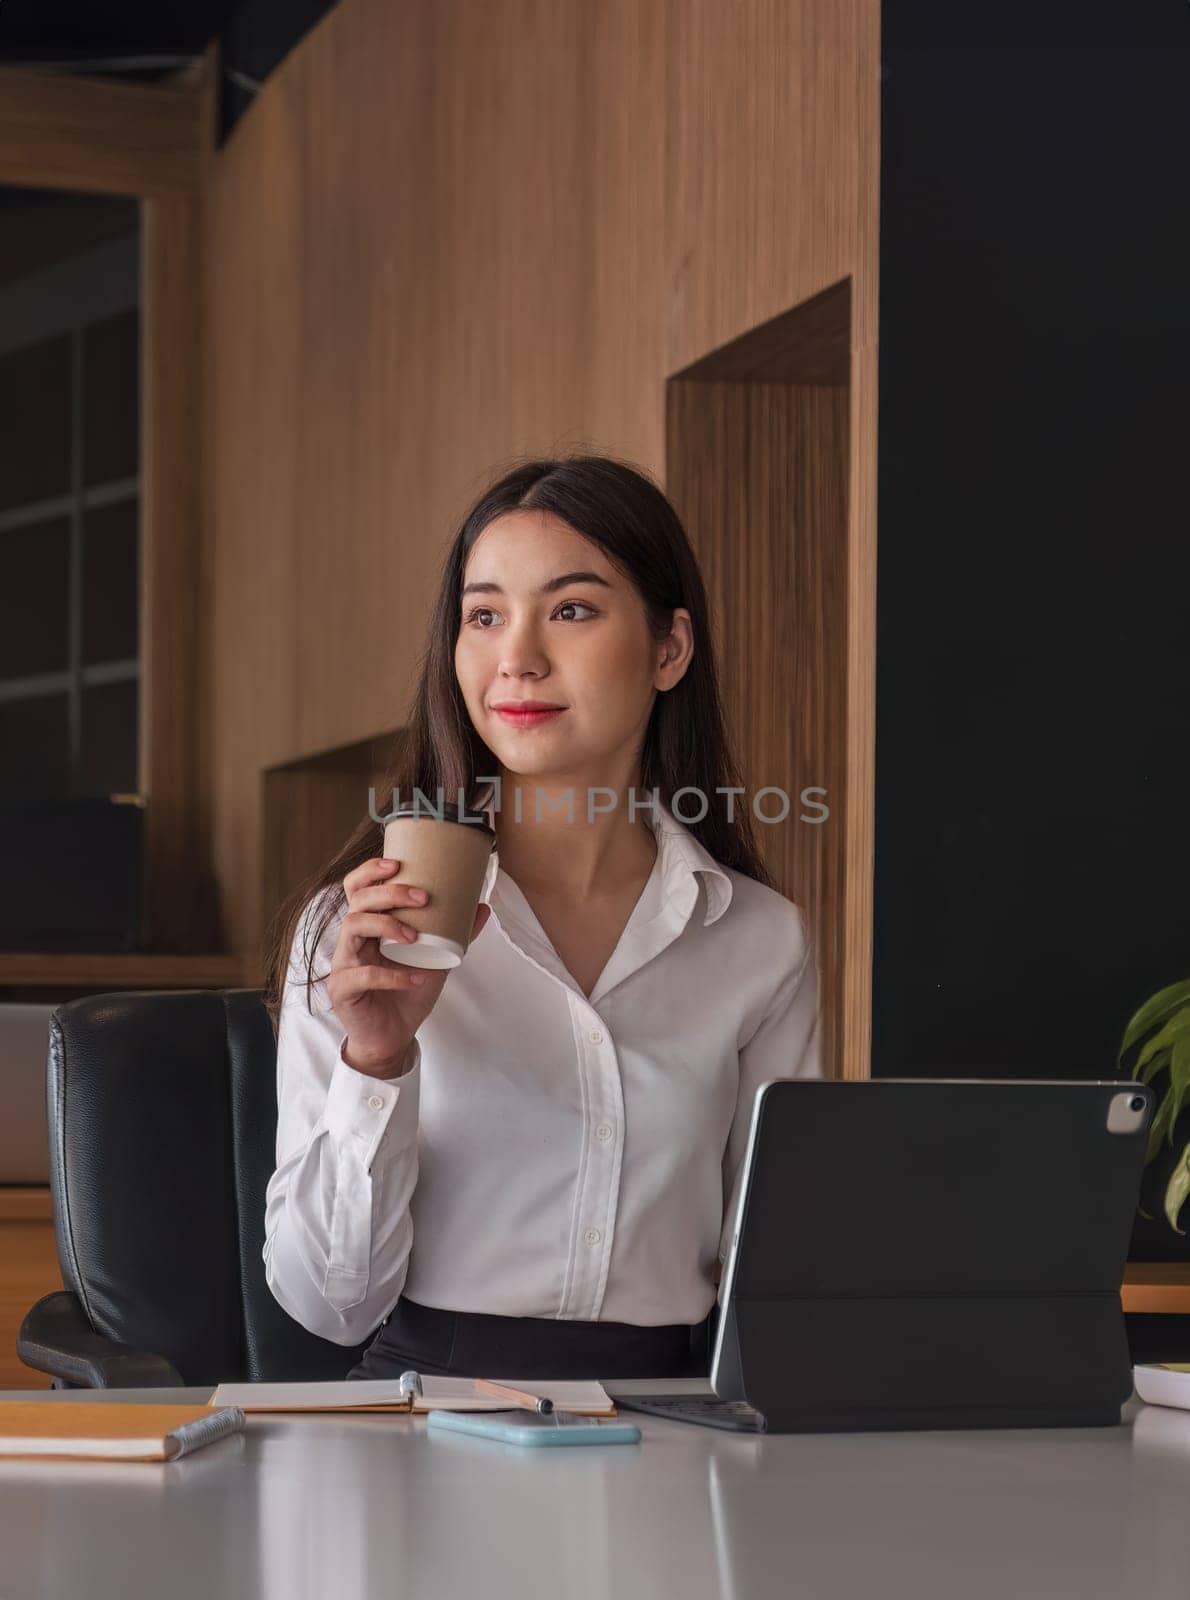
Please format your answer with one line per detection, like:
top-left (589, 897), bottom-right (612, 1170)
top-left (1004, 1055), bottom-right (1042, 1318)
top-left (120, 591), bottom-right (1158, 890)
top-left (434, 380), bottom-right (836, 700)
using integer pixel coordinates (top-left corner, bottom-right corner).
top-left (6, 1400), bottom-right (1190, 1600)
top-left (252, 1412), bottom-right (721, 1600)
top-left (1120, 1403), bottom-right (1190, 1598)
top-left (705, 1414), bottom-right (1160, 1600)
top-left (0, 1432), bottom-right (246, 1598)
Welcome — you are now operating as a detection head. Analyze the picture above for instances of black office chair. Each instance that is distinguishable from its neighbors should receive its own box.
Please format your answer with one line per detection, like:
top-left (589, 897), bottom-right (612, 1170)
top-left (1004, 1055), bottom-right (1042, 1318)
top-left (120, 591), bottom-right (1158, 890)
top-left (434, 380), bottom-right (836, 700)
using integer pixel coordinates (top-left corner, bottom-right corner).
top-left (18, 989), bottom-right (374, 1388)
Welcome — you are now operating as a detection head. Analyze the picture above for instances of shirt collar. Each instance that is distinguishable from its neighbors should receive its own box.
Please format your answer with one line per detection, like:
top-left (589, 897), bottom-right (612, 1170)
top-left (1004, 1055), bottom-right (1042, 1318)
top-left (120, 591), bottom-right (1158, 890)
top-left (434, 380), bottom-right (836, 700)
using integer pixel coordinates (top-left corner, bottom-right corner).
top-left (475, 790), bottom-right (734, 927)
top-left (649, 800), bottom-right (734, 926)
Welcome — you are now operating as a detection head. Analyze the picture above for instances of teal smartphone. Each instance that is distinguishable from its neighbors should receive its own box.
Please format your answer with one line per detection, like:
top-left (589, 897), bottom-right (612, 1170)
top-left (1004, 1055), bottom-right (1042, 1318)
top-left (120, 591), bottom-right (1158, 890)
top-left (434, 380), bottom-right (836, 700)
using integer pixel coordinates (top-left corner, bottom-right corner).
top-left (424, 1408), bottom-right (642, 1447)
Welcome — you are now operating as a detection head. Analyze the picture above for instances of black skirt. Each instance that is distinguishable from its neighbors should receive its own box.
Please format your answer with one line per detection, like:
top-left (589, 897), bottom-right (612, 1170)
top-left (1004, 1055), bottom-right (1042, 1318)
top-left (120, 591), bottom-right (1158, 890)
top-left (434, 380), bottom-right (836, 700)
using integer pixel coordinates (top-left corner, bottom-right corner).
top-left (346, 1295), bottom-right (714, 1381)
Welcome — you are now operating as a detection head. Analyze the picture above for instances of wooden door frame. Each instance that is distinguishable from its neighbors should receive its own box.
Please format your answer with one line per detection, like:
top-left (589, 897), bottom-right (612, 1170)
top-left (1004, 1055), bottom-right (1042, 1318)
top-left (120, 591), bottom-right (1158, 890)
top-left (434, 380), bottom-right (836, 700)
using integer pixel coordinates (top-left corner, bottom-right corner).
top-left (0, 47), bottom-right (219, 951)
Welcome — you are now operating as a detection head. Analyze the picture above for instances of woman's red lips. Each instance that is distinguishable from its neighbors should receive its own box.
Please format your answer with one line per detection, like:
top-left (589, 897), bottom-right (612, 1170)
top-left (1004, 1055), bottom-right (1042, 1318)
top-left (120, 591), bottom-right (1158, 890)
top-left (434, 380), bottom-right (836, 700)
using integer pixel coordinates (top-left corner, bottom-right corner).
top-left (492, 703), bottom-right (566, 726)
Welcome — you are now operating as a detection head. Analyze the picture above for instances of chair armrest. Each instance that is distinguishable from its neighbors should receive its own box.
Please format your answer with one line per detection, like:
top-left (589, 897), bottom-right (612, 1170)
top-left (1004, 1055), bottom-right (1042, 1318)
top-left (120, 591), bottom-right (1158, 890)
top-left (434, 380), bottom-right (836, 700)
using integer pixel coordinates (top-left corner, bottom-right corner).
top-left (18, 1291), bottom-right (185, 1389)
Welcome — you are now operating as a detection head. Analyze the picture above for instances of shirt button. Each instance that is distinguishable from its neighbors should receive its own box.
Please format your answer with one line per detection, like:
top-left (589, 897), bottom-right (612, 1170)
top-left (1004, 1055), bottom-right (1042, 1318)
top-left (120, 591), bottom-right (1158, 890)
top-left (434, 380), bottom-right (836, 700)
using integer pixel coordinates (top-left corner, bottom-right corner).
top-left (595, 1124), bottom-right (612, 1142)
top-left (589, 1030), bottom-right (604, 1044)
top-left (584, 1228), bottom-right (602, 1246)
top-left (367, 1095), bottom-right (384, 1110)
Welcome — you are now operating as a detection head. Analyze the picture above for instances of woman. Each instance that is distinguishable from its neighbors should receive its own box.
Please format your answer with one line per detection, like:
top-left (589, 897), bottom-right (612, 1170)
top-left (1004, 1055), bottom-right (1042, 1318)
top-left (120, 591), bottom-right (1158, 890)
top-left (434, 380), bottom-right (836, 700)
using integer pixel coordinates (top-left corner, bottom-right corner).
top-left (261, 453), bottom-right (822, 1381)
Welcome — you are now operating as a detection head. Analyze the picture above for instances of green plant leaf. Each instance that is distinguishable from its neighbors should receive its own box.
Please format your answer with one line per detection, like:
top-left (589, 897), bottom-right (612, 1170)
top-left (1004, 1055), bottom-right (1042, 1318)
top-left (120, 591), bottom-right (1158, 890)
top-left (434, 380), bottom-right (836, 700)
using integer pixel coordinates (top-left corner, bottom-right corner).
top-left (1136, 1010), bottom-right (1190, 1075)
top-left (1166, 1034), bottom-right (1190, 1150)
top-left (1164, 1141), bottom-right (1190, 1236)
top-left (1119, 980), bottom-right (1190, 1063)
top-left (1146, 1092), bottom-right (1175, 1166)
top-left (1140, 1047), bottom-right (1172, 1087)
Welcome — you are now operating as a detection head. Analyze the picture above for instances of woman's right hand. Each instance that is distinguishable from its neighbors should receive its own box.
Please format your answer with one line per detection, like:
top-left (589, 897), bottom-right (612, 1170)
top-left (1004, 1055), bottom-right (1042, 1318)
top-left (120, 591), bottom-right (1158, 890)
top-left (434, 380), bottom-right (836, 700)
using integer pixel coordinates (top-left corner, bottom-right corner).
top-left (328, 857), bottom-right (491, 1078)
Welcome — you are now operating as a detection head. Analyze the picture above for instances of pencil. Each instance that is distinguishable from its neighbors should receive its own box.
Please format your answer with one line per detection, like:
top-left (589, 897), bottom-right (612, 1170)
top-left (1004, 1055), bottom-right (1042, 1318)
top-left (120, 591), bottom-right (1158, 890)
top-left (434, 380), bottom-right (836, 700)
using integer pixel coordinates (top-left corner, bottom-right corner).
top-left (474, 1379), bottom-right (554, 1413)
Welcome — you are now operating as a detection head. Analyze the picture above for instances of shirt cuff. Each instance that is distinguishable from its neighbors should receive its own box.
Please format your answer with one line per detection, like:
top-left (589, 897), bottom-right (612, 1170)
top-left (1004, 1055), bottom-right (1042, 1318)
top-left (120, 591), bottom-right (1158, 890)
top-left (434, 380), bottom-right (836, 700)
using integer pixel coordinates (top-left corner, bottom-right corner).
top-left (325, 1035), bottom-right (421, 1166)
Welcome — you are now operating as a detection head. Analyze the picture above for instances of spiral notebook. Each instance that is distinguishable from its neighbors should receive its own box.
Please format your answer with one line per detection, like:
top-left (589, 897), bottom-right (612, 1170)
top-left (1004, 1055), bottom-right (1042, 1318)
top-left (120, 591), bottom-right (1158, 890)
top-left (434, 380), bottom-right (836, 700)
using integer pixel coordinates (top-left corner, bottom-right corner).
top-left (0, 1402), bottom-right (245, 1462)
top-left (207, 1377), bottom-right (616, 1415)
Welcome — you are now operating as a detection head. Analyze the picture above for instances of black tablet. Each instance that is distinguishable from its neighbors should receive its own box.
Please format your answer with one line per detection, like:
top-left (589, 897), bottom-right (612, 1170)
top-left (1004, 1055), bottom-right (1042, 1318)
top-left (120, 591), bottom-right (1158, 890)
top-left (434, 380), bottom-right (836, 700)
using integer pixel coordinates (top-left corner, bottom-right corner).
top-left (702, 1077), bottom-right (1155, 1432)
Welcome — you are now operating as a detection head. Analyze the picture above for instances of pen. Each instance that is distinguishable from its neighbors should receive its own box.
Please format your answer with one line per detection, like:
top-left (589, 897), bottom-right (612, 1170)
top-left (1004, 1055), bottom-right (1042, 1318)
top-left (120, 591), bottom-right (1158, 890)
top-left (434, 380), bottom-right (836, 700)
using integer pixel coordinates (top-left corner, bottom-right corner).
top-left (474, 1379), bottom-right (554, 1414)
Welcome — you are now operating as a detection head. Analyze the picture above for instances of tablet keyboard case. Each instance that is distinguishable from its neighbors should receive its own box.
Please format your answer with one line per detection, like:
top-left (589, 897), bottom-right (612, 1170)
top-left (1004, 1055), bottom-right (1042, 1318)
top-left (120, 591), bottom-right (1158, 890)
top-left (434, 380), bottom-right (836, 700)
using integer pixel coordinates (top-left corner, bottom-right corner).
top-left (723, 1079), bottom-right (1152, 1433)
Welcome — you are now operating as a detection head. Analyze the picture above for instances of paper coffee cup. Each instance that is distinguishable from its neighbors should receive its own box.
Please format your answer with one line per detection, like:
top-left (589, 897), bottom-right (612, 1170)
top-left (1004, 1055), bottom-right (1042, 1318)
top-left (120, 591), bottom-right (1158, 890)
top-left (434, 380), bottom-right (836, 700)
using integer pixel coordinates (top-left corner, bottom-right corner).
top-left (378, 800), bottom-right (496, 969)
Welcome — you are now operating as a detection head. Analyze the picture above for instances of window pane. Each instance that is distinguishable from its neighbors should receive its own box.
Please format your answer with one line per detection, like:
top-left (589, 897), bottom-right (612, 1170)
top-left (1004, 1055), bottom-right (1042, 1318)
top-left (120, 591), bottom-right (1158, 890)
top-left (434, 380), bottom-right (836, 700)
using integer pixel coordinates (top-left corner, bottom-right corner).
top-left (0, 188), bottom-right (137, 286)
top-left (83, 309), bottom-right (138, 487)
top-left (0, 692), bottom-right (69, 801)
top-left (0, 515), bottom-right (70, 679)
top-left (79, 678), bottom-right (138, 797)
top-left (0, 334), bottom-right (71, 512)
top-left (83, 498), bottom-right (138, 665)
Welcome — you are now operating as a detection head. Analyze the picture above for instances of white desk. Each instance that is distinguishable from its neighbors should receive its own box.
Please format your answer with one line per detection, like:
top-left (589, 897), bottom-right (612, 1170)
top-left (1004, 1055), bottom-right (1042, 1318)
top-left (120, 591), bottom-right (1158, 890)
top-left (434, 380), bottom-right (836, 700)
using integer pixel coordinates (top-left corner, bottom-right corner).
top-left (0, 1384), bottom-right (1187, 1600)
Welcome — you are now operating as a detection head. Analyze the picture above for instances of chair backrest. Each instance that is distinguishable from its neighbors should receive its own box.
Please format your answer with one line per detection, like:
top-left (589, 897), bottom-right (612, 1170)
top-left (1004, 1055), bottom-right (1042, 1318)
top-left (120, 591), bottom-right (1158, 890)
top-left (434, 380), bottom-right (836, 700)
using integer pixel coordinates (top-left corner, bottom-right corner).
top-left (48, 987), bottom-right (373, 1385)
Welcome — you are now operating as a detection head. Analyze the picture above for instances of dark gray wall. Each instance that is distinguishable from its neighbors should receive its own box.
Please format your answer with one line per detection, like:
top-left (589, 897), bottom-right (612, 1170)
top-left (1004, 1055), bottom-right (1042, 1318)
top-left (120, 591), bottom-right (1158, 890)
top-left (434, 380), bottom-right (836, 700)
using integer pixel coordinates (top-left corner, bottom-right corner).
top-left (873, 2), bottom-right (1190, 1116)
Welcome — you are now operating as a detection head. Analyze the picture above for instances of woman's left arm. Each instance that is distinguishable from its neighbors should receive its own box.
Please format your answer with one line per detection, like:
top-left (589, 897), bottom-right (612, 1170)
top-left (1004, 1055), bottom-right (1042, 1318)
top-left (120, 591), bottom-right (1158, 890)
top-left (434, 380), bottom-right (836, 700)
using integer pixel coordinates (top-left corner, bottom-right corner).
top-left (717, 906), bottom-right (823, 1275)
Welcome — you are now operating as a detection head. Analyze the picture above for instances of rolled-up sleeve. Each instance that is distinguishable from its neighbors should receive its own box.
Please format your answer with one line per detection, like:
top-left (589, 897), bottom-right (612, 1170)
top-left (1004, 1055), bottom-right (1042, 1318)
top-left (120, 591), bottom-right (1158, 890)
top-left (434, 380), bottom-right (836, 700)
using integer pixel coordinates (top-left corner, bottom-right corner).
top-left (262, 893), bottom-right (422, 1346)
top-left (718, 903), bottom-right (823, 1277)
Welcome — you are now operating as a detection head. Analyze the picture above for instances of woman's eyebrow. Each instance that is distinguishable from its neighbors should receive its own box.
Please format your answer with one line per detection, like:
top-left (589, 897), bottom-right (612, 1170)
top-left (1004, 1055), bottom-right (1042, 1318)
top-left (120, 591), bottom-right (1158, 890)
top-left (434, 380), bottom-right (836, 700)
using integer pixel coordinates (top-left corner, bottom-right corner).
top-left (461, 570), bottom-right (614, 598)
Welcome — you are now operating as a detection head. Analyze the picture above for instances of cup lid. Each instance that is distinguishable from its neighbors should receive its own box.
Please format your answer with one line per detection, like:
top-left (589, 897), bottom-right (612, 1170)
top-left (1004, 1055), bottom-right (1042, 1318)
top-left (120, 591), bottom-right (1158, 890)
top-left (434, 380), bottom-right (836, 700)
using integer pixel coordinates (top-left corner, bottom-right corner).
top-left (385, 799), bottom-right (496, 841)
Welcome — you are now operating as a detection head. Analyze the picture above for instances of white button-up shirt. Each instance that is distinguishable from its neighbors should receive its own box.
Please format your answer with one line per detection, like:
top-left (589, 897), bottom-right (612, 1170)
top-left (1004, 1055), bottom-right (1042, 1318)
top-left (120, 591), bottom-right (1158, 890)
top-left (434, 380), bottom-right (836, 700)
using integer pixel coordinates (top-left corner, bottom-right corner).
top-left (262, 800), bottom-right (823, 1346)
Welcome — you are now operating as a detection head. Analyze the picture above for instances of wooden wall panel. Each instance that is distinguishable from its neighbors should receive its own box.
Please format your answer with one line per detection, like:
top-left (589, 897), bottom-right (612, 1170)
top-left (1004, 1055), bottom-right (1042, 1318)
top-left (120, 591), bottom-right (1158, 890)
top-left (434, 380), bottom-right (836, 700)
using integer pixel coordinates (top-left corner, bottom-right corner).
top-left (844, 343), bottom-right (878, 1081)
top-left (141, 191), bottom-right (219, 951)
top-left (668, 373), bottom-right (849, 1080)
top-left (208, 76), bottom-right (306, 976)
top-left (0, 67), bottom-right (201, 197)
top-left (664, 1), bottom-right (873, 368)
top-left (207, 0), bottom-right (880, 1068)
top-left (261, 731), bottom-right (403, 948)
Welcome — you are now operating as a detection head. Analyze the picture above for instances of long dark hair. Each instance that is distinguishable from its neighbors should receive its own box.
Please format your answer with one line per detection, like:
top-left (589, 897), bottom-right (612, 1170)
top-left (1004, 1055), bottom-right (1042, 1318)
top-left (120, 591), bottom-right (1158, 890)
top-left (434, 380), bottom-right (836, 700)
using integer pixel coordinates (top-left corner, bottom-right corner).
top-left (262, 451), bottom-right (776, 1022)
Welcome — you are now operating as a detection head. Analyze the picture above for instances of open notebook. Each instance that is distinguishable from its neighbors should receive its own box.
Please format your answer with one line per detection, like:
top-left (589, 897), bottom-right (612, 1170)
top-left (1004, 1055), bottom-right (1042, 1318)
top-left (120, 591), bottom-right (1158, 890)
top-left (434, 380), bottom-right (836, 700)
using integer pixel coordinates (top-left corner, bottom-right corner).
top-left (208, 1377), bottom-right (616, 1415)
top-left (0, 1403), bottom-right (245, 1462)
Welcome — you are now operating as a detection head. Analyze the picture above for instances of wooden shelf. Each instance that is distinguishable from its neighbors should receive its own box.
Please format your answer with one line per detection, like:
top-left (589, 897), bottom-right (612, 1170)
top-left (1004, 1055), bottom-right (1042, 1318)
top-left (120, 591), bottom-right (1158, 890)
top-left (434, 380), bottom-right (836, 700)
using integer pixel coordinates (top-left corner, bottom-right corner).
top-left (0, 1187), bottom-right (53, 1223)
top-left (1122, 1264), bottom-right (1190, 1316)
top-left (0, 952), bottom-right (243, 989)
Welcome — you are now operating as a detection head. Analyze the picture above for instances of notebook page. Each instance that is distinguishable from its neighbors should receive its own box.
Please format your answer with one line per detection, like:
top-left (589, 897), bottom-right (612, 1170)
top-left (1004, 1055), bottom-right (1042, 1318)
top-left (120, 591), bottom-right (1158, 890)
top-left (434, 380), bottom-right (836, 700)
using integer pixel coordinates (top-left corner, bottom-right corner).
top-left (407, 1376), bottom-right (512, 1411)
top-left (208, 1377), bottom-right (616, 1414)
top-left (413, 1378), bottom-right (616, 1414)
top-left (208, 1380), bottom-right (413, 1412)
